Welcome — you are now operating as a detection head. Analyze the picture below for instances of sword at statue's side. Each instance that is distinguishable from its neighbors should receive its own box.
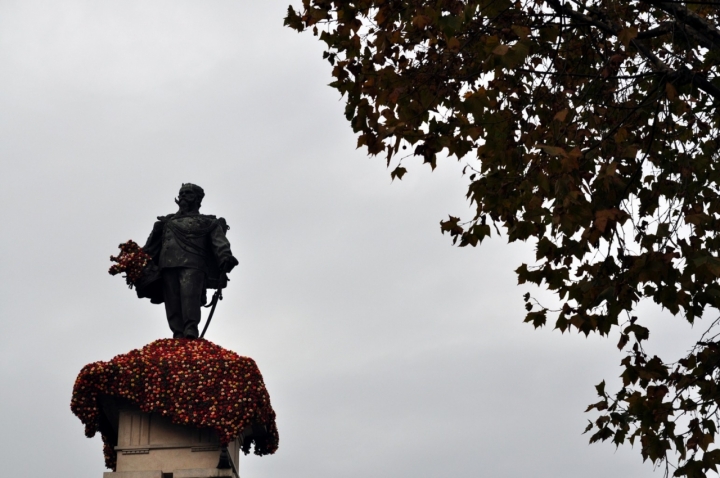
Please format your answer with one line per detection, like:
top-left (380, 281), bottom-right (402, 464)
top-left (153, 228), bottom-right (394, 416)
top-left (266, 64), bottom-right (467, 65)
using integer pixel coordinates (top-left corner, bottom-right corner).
top-left (200, 288), bottom-right (223, 338)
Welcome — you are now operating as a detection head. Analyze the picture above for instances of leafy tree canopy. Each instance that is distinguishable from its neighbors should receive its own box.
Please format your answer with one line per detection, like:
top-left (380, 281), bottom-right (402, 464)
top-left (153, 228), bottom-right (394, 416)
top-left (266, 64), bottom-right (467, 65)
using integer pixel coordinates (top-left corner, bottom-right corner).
top-left (285, 0), bottom-right (720, 475)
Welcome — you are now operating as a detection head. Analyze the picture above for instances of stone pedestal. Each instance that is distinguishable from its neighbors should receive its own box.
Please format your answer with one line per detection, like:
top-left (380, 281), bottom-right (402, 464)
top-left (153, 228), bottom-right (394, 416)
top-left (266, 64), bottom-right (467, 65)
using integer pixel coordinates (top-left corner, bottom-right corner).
top-left (102, 402), bottom-right (240, 478)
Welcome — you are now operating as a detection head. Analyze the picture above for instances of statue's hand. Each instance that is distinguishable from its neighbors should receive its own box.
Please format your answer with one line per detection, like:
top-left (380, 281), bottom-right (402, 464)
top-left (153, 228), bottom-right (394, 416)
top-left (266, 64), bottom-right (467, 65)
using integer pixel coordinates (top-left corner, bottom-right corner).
top-left (220, 256), bottom-right (239, 273)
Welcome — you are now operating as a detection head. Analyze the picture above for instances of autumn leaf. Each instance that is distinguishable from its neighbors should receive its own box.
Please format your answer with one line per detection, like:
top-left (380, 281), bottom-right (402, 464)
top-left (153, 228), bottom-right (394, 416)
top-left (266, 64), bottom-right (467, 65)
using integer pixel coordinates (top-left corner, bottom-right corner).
top-left (618, 27), bottom-right (638, 48)
top-left (492, 44), bottom-right (509, 56)
top-left (617, 333), bottom-right (630, 350)
top-left (561, 153), bottom-right (579, 171)
top-left (511, 25), bottom-right (530, 39)
top-left (594, 208), bottom-right (628, 233)
top-left (390, 166), bottom-right (407, 181)
top-left (412, 15), bottom-right (431, 29)
top-left (537, 145), bottom-right (568, 157)
top-left (614, 128), bottom-right (629, 143)
top-left (283, 6), bottom-right (303, 30)
top-left (440, 216), bottom-right (463, 236)
top-left (553, 108), bottom-right (569, 122)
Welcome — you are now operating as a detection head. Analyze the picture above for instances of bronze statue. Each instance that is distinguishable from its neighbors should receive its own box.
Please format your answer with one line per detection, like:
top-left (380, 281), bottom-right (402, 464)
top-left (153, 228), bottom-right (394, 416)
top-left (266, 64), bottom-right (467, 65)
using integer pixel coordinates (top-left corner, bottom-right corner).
top-left (137, 183), bottom-right (238, 338)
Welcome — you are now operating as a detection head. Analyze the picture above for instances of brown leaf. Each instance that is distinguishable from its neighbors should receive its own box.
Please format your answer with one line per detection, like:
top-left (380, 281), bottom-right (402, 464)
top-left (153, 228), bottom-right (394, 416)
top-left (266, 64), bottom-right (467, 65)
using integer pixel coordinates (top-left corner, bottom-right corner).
top-left (615, 128), bottom-right (629, 143)
top-left (618, 334), bottom-right (630, 350)
top-left (561, 155), bottom-right (579, 171)
top-left (538, 145), bottom-right (568, 157)
top-left (374, 9), bottom-right (387, 25)
top-left (492, 44), bottom-right (509, 56)
top-left (511, 25), bottom-right (530, 39)
top-left (412, 15), bottom-right (431, 29)
top-left (440, 216), bottom-right (464, 236)
top-left (389, 87), bottom-right (403, 104)
top-left (594, 208), bottom-right (627, 233)
top-left (618, 27), bottom-right (638, 48)
top-left (553, 109), bottom-right (569, 122)
top-left (390, 166), bottom-right (407, 181)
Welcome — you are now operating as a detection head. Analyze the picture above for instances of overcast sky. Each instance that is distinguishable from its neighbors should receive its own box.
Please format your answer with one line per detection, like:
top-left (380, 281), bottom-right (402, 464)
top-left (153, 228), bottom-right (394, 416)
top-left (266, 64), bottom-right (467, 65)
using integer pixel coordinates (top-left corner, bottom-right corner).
top-left (0, 2), bottom-right (706, 477)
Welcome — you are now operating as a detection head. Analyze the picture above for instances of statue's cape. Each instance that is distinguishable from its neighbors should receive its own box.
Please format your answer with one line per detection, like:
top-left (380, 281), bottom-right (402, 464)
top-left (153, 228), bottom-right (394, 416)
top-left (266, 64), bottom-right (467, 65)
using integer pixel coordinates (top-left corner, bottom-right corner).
top-left (134, 262), bottom-right (164, 304)
top-left (136, 213), bottom-right (229, 304)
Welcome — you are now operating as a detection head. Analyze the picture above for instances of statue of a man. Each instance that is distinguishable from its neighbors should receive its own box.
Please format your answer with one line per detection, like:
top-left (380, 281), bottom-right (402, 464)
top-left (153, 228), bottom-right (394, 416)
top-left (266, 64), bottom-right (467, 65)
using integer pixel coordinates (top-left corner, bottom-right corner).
top-left (139, 183), bottom-right (238, 338)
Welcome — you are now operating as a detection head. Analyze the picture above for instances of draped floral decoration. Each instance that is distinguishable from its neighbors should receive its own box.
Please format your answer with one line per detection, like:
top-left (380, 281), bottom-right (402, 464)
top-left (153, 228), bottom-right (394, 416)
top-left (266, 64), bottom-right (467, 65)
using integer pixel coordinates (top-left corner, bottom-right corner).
top-left (71, 339), bottom-right (279, 470)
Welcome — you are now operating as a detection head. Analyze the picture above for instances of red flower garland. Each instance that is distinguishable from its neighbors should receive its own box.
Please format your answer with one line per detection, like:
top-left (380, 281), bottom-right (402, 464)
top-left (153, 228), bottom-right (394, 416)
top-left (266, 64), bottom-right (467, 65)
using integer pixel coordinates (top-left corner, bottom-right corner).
top-left (71, 339), bottom-right (279, 470)
top-left (109, 240), bottom-right (151, 286)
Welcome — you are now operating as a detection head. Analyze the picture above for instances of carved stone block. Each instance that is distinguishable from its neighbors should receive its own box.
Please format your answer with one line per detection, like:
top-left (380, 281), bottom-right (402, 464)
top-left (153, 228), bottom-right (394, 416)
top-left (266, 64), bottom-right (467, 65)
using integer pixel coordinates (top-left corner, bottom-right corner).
top-left (102, 403), bottom-right (239, 478)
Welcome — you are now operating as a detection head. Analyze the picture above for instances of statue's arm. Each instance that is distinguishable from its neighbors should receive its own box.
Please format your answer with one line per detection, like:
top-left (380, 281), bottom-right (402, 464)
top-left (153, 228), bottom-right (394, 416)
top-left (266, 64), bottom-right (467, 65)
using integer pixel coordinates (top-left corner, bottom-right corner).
top-left (142, 218), bottom-right (166, 261)
top-left (210, 220), bottom-right (238, 273)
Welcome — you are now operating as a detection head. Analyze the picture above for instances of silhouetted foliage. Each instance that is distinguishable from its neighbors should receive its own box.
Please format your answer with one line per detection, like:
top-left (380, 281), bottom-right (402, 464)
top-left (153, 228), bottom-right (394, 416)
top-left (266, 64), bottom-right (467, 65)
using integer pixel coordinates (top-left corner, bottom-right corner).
top-left (286, 1), bottom-right (720, 475)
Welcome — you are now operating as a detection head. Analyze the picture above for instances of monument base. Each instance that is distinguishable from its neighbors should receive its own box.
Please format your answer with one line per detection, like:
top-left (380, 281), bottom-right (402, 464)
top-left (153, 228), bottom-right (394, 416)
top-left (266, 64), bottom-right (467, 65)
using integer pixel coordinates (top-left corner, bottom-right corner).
top-left (104, 470), bottom-right (234, 478)
top-left (71, 339), bottom-right (278, 475)
top-left (101, 398), bottom-right (239, 478)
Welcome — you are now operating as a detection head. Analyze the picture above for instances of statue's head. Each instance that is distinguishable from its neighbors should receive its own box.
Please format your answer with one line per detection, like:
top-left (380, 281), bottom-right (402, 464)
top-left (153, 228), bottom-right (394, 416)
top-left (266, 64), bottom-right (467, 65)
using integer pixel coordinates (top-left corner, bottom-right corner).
top-left (176, 183), bottom-right (205, 212)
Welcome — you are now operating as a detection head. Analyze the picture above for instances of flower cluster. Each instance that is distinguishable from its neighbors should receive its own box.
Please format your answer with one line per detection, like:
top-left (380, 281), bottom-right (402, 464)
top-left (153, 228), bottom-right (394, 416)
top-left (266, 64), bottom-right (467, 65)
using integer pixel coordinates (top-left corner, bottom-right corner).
top-left (70, 339), bottom-right (279, 470)
top-left (108, 240), bottom-right (151, 286)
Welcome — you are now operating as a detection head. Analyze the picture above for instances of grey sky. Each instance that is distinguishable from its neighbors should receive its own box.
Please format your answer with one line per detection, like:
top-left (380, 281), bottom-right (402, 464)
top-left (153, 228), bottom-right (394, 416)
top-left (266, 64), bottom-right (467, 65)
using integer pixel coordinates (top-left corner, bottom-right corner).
top-left (0, 1), bottom-right (700, 477)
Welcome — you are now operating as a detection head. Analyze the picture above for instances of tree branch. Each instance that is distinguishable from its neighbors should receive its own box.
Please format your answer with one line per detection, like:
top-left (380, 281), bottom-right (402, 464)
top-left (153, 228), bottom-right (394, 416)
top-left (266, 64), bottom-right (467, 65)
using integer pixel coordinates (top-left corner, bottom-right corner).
top-left (636, 22), bottom-right (675, 40)
top-left (543, 0), bottom-right (720, 102)
top-left (516, 67), bottom-right (659, 79)
top-left (635, 21), bottom-right (713, 50)
top-left (641, 0), bottom-right (720, 49)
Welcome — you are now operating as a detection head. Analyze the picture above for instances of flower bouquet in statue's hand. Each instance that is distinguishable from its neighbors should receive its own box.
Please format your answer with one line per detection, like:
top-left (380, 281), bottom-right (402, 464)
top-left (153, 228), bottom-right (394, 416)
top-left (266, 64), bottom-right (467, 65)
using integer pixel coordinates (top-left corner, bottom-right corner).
top-left (109, 238), bottom-right (163, 305)
top-left (109, 240), bottom-right (154, 288)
